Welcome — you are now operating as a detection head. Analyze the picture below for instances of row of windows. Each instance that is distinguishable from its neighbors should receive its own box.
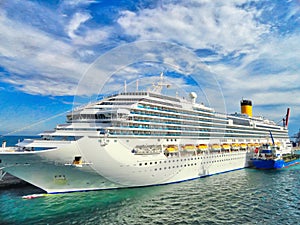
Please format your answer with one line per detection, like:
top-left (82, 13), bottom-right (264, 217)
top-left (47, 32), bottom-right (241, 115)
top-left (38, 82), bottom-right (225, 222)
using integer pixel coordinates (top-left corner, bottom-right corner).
top-left (137, 102), bottom-right (213, 118)
top-left (138, 154), bottom-right (245, 166)
top-left (133, 106), bottom-right (216, 122)
top-left (106, 129), bottom-right (287, 139)
top-left (154, 163), bottom-right (197, 170)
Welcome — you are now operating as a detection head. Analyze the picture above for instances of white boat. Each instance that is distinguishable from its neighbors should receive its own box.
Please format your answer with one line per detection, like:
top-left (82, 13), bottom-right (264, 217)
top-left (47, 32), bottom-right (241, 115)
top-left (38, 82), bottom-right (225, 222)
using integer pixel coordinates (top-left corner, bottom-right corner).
top-left (0, 74), bottom-right (292, 193)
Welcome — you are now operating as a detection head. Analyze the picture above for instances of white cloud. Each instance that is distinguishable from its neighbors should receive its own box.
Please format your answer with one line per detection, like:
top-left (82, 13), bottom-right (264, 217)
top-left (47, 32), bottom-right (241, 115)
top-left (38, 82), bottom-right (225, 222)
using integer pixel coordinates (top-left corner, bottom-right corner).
top-left (116, 0), bottom-right (300, 122)
top-left (62, 0), bottom-right (98, 6)
top-left (0, 10), bottom-right (90, 95)
top-left (118, 0), bottom-right (269, 57)
top-left (67, 12), bottom-right (91, 39)
top-left (65, 11), bottom-right (109, 46)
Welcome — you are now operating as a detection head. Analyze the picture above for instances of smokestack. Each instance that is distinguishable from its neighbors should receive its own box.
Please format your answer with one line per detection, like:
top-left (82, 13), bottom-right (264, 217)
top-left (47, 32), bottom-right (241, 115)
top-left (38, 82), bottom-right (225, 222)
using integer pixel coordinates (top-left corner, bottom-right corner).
top-left (285, 108), bottom-right (290, 127)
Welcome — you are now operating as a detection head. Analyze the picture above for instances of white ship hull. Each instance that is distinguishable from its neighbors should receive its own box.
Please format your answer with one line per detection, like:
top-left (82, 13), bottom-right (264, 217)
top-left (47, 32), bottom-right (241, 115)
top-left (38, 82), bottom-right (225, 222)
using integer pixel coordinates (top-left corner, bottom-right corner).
top-left (1, 137), bottom-right (251, 193)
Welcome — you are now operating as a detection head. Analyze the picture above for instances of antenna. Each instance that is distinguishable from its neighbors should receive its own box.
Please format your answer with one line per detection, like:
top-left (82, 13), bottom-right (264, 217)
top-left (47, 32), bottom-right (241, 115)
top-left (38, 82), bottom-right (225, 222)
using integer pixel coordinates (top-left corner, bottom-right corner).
top-left (152, 72), bottom-right (171, 93)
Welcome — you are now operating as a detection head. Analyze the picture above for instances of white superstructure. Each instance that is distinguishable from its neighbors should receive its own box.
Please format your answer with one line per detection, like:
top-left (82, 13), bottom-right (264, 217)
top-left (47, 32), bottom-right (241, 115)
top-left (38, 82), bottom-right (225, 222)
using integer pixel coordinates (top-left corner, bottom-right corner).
top-left (0, 75), bottom-right (291, 193)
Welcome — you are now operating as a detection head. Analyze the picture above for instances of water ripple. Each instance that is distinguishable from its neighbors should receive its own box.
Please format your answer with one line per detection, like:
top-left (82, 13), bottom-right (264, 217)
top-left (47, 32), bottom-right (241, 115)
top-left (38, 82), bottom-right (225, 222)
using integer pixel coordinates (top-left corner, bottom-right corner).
top-left (1, 165), bottom-right (300, 224)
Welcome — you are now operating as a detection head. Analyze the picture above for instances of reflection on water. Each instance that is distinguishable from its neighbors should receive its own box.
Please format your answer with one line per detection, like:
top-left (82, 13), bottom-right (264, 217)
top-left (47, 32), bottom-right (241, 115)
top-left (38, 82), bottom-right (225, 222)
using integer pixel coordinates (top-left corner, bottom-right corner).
top-left (1, 165), bottom-right (299, 225)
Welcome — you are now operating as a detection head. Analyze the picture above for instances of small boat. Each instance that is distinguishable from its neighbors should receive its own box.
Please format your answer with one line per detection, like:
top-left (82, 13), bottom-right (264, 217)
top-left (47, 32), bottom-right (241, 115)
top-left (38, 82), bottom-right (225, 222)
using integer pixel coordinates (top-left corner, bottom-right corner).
top-left (251, 144), bottom-right (300, 169)
top-left (165, 145), bottom-right (178, 153)
top-left (221, 143), bottom-right (231, 150)
top-left (196, 144), bottom-right (208, 151)
top-left (183, 144), bottom-right (196, 151)
top-left (240, 143), bottom-right (247, 149)
top-left (22, 193), bottom-right (49, 199)
top-left (247, 143), bottom-right (254, 148)
top-left (231, 143), bottom-right (240, 151)
top-left (211, 144), bottom-right (221, 151)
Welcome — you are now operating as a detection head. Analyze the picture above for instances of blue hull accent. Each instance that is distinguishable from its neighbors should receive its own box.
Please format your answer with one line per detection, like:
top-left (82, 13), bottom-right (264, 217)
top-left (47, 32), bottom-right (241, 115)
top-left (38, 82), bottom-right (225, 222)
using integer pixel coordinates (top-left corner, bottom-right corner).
top-left (284, 159), bottom-right (300, 167)
top-left (251, 158), bottom-right (299, 169)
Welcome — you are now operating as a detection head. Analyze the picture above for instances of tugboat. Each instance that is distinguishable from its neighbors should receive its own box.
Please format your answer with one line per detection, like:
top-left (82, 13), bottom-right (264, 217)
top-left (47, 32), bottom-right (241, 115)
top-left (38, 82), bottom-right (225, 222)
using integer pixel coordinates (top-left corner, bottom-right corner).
top-left (251, 129), bottom-right (300, 169)
top-left (251, 144), bottom-right (300, 169)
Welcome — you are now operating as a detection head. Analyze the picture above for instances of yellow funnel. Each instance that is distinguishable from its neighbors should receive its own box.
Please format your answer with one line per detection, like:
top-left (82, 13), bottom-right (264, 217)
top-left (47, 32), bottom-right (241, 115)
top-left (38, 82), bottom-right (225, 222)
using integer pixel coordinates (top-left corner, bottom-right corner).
top-left (241, 99), bottom-right (252, 118)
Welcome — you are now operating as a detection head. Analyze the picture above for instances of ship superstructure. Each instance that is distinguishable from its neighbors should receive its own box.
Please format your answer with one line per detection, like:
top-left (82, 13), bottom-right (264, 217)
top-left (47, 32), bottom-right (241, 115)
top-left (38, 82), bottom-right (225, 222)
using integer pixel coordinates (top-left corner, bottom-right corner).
top-left (0, 75), bottom-right (291, 193)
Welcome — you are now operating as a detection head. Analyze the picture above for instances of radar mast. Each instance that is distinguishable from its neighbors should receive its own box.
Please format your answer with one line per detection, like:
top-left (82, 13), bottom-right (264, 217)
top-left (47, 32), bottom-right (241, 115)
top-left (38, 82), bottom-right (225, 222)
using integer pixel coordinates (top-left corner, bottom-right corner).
top-left (151, 72), bottom-right (171, 93)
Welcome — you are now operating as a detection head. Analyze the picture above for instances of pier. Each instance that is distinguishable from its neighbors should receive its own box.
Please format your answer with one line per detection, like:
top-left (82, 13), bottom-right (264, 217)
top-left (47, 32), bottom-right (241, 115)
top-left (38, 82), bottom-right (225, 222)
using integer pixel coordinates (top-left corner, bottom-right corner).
top-left (0, 173), bottom-right (28, 189)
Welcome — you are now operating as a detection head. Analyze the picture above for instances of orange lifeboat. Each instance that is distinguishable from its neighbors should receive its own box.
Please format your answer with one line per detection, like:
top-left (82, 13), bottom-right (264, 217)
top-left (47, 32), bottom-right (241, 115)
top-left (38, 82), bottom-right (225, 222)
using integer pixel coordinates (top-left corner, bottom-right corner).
top-left (240, 143), bottom-right (247, 149)
top-left (221, 143), bottom-right (231, 150)
top-left (196, 144), bottom-right (208, 151)
top-left (231, 143), bottom-right (240, 150)
top-left (211, 144), bottom-right (221, 151)
top-left (165, 145), bottom-right (178, 153)
top-left (183, 144), bottom-right (196, 151)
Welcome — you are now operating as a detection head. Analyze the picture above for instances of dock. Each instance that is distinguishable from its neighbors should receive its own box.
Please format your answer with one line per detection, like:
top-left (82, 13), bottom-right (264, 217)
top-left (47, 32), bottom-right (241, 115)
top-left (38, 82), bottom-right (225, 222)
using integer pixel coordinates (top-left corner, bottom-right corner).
top-left (0, 173), bottom-right (28, 189)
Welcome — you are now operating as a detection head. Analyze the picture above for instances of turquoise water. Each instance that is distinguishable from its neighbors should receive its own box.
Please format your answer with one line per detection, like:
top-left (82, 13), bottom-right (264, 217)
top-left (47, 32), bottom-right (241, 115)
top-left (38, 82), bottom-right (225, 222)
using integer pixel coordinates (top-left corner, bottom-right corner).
top-left (1, 137), bottom-right (299, 224)
top-left (1, 166), bottom-right (299, 224)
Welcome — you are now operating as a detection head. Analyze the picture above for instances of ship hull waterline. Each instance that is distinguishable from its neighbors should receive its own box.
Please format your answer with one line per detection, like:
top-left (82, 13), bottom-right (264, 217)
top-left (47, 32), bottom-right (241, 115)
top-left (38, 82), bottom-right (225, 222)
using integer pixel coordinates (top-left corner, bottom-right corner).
top-left (0, 144), bottom-right (251, 194)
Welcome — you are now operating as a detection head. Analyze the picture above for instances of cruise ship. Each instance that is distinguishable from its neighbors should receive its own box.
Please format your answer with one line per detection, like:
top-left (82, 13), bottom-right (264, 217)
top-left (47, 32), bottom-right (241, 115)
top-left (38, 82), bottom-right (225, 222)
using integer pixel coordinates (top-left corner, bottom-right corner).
top-left (0, 74), bottom-right (291, 193)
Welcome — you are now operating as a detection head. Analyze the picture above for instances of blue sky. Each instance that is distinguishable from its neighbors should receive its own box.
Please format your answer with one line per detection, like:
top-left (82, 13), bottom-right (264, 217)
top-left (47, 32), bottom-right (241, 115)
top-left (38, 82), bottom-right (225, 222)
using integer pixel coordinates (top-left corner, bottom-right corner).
top-left (0, 0), bottom-right (299, 137)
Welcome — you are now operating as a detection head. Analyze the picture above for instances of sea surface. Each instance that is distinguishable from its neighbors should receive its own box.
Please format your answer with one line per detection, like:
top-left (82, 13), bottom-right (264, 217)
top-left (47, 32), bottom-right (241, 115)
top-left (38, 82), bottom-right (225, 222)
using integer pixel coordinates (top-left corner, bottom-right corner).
top-left (0, 136), bottom-right (299, 225)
